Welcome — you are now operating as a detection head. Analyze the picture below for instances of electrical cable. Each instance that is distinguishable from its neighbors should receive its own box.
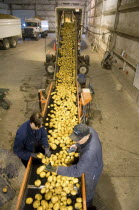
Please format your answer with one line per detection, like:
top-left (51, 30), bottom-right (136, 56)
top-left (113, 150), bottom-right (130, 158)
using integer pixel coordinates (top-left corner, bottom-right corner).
top-left (82, 25), bottom-right (111, 36)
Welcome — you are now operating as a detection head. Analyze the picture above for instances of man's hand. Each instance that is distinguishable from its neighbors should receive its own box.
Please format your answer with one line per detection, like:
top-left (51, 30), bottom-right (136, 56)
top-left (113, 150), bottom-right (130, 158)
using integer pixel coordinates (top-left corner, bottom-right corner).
top-left (45, 163), bottom-right (57, 173)
top-left (45, 148), bottom-right (51, 157)
top-left (31, 153), bottom-right (40, 159)
top-left (67, 143), bottom-right (79, 153)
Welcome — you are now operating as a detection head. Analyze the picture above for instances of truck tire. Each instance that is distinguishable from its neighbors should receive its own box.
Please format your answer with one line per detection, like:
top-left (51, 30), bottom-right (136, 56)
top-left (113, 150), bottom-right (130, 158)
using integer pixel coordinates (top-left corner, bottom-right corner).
top-left (9, 37), bottom-right (17, 48)
top-left (84, 55), bottom-right (90, 66)
top-left (45, 63), bottom-right (55, 74)
top-left (46, 54), bottom-right (52, 63)
top-left (3, 39), bottom-right (10, 50)
top-left (78, 64), bottom-right (89, 74)
top-left (35, 34), bottom-right (39, 41)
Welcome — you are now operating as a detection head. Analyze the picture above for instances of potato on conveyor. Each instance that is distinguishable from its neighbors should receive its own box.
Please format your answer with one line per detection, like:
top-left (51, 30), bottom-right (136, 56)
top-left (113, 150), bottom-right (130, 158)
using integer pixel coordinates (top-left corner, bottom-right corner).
top-left (35, 193), bottom-right (42, 201)
top-left (40, 187), bottom-right (46, 194)
top-left (37, 153), bottom-right (44, 159)
top-left (34, 179), bottom-right (41, 187)
top-left (33, 200), bottom-right (40, 208)
top-left (36, 165), bottom-right (46, 174)
top-left (41, 200), bottom-right (49, 208)
top-left (76, 197), bottom-right (82, 203)
top-left (75, 202), bottom-right (82, 209)
top-left (39, 171), bottom-right (46, 178)
top-left (26, 197), bottom-right (33, 204)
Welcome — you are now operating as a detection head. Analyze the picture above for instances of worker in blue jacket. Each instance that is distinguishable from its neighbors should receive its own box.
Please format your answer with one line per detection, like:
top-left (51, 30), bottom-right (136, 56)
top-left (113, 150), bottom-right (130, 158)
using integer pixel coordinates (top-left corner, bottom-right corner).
top-left (13, 112), bottom-right (51, 167)
top-left (46, 123), bottom-right (103, 210)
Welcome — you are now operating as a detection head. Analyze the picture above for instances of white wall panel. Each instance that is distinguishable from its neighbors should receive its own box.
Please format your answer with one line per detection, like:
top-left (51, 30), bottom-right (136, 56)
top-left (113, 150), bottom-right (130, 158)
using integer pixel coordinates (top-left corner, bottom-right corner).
top-left (103, 0), bottom-right (118, 12)
top-left (117, 11), bottom-right (139, 35)
top-left (94, 16), bottom-right (101, 26)
top-left (101, 14), bottom-right (115, 29)
top-left (91, 0), bottom-right (95, 8)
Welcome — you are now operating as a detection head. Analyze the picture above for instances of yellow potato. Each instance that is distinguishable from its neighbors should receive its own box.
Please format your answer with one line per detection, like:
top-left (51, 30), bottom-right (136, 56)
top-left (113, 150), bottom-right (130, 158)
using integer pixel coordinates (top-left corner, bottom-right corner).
top-left (40, 188), bottom-right (46, 194)
top-left (33, 200), bottom-right (40, 208)
top-left (40, 172), bottom-right (46, 178)
top-left (45, 191), bottom-right (52, 200)
top-left (75, 202), bottom-right (82, 209)
top-left (71, 190), bottom-right (77, 195)
top-left (76, 197), bottom-right (82, 203)
top-left (51, 195), bottom-right (59, 204)
top-left (26, 197), bottom-right (33, 204)
top-left (67, 198), bottom-right (72, 205)
top-left (35, 194), bottom-right (42, 201)
top-left (34, 180), bottom-right (41, 187)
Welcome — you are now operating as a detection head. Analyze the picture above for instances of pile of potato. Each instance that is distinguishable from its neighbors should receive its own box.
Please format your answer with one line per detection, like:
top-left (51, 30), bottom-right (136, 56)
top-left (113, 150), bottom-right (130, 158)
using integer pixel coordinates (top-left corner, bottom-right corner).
top-left (26, 22), bottom-right (83, 209)
top-left (26, 170), bottom-right (83, 210)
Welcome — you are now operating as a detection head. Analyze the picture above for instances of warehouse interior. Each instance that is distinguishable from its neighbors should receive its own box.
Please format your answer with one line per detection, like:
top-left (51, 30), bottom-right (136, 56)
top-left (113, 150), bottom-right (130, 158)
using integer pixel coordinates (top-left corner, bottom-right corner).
top-left (0, 0), bottom-right (139, 210)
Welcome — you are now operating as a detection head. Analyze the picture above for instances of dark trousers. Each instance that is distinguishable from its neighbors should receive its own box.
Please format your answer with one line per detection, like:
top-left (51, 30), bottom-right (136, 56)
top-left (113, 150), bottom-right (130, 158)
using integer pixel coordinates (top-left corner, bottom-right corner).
top-left (21, 159), bottom-right (28, 167)
top-left (21, 145), bottom-right (45, 168)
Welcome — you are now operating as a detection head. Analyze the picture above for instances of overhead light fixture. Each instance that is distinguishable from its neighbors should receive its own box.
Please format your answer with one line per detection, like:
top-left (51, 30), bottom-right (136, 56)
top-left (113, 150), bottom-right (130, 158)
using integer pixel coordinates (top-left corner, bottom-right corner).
top-left (75, 8), bottom-right (79, 12)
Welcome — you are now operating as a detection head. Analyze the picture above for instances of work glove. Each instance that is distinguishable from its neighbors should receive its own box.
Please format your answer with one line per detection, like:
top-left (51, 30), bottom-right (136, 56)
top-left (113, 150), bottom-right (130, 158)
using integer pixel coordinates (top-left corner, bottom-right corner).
top-left (45, 148), bottom-right (51, 157)
top-left (45, 163), bottom-right (57, 173)
top-left (67, 143), bottom-right (80, 153)
top-left (31, 153), bottom-right (40, 159)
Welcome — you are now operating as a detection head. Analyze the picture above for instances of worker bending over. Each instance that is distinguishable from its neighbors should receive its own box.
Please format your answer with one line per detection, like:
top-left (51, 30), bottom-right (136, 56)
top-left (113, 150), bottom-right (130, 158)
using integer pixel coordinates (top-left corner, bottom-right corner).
top-left (13, 112), bottom-right (51, 167)
top-left (46, 123), bottom-right (103, 210)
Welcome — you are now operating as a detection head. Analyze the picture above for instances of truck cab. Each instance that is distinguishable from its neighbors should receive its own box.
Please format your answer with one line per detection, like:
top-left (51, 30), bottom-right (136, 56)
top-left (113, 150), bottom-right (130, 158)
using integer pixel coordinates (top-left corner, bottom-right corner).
top-left (22, 18), bottom-right (48, 40)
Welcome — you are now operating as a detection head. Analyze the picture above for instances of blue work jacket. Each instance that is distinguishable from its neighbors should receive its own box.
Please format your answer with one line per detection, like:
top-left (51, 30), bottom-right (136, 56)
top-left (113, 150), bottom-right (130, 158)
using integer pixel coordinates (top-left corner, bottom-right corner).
top-left (57, 127), bottom-right (103, 181)
top-left (13, 120), bottom-right (49, 160)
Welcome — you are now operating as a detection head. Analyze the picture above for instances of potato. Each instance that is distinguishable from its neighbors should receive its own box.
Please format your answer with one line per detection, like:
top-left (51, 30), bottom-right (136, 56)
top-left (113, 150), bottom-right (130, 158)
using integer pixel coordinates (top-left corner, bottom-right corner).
top-left (60, 205), bottom-right (67, 210)
top-left (37, 153), bottom-right (44, 159)
top-left (45, 191), bottom-right (52, 200)
top-left (47, 176), bottom-right (53, 182)
top-left (41, 188), bottom-right (46, 194)
top-left (76, 197), bottom-right (82, 203)
top-left (37, 206), bottom-right (44, 210)
top-left (46, 172), bottom-right (50, 177)
top-left (34, 179), bottom-right (41, 187)
top-left (26, 197), bottom-right (33, 204)
top-left (55, 186), bottom-right (62, 194)
top-left (71, 190), bottom-right (77, 195)
top-left (45, 182), bottom-right (50, 188)
top-left (53, 203), bottom-right (60, 210)
top-left (67, 206), bottom-right (73, 210)
top-left (61, 196), bottom-right (67, 202)
top-left (2, 186), bottom-right (8, 193)
top-left (75, 202), bottom-right (82, 209)
top-left (49, 202), bottom-right (53, 209)
top-left (67, 198), bottom-right (72, 205)
top-left (35, 194), bottom-right (42, 201)
top-left (40, 172), bottom-right (46, 178)
top-left (36, 165), bottom-right (46, 174)
top-left (41, 200), bottom-right (49, 208)
top-left (33, 200), bottom-right (40, 208)
top-left (51, 195), bottom-right (59, 204)
top-left (73, 178), bottom-right (78, 184)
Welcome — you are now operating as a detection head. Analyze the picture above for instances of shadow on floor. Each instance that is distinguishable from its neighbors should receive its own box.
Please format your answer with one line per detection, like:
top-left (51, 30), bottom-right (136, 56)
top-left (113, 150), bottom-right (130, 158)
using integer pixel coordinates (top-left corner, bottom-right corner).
top-left (80, 40), bottom-right (88, 50)
top-left (47, 39), bottom-right (56, 49)
top-left (95, 174), bottom-right (122, 210)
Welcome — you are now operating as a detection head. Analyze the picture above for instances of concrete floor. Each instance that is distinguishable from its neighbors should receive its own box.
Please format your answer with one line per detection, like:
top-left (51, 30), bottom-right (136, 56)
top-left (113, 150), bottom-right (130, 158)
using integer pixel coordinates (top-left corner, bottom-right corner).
top-left (0, 34), bottom-right (139, 210)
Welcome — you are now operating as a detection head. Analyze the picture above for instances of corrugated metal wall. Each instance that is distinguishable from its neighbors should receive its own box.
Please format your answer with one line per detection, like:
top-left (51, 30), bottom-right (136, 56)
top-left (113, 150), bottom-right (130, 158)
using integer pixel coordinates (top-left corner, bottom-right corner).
top-left (0, 2), bottom-right (10, 14)
top-left (86, 0), bottom-right (139, 106)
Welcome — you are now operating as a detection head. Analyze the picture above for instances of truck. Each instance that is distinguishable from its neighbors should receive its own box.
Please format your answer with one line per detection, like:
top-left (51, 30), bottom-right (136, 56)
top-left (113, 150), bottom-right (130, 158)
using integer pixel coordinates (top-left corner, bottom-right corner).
top-left (0, 14), bottom-right (22, 50)
top-left (45, 7), bottom-right (90, 75)
top-left (22, 17), bottom-right (48, 41)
